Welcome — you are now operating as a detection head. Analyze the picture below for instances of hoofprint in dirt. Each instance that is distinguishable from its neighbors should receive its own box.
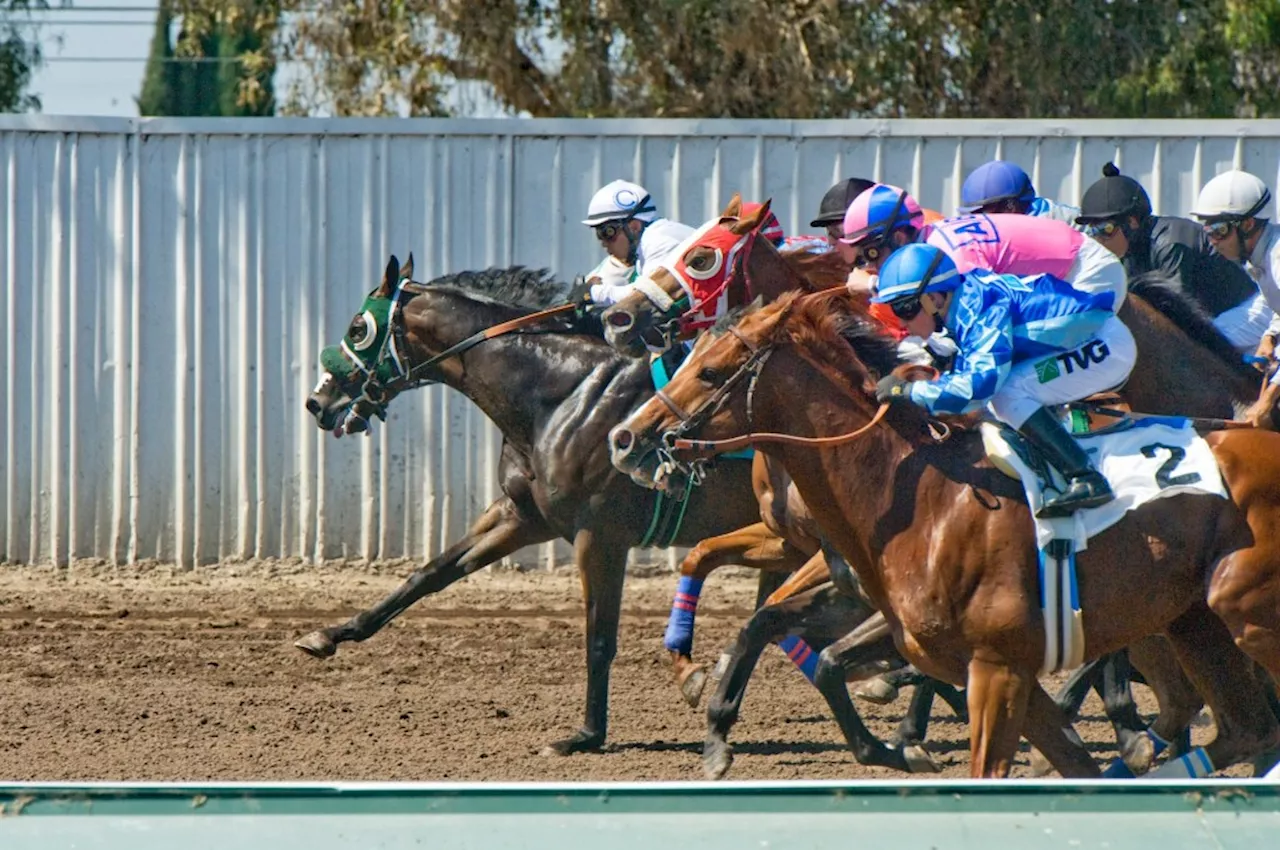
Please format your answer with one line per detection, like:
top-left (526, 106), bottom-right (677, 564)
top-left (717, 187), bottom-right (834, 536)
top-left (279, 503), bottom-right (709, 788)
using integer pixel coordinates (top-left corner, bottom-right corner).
top-left (0, 561), bottom-right (1233, 781)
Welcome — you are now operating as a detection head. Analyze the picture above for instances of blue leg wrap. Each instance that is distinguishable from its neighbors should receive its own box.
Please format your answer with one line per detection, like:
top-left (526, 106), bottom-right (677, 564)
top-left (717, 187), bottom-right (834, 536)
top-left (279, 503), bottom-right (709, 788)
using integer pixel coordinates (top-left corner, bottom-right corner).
top-left (663, 575), bottom-right (704, 655)
top-left (1101, 728), bottom-right (1172, 779)
top-left (777, 635), bottom-right (819, 683)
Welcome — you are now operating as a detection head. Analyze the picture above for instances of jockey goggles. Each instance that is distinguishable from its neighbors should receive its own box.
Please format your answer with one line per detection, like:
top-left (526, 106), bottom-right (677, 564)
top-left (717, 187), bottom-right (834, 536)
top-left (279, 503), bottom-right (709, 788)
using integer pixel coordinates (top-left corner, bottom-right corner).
top-left (1083, 219), bottom-right (1123, 240)
top-left (886, 247), bottom-right (949, 321)
top-left (593, 193), bottom-right (653, 243)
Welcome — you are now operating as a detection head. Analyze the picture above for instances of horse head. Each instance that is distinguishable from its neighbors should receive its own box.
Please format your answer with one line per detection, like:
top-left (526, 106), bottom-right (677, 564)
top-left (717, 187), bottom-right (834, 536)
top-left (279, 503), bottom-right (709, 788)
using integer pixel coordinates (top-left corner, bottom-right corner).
top-left (307, 252), bottom-right (417, 436)
top-left (609, 288), bottom-right (902, 491)
top-left (600, 194), bottom-right (779, 358)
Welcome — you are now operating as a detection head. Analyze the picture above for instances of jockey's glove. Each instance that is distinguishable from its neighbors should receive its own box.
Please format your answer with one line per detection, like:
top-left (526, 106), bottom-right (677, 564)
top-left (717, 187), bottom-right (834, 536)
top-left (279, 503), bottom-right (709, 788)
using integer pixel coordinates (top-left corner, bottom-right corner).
top-left (566, 276), bottom-right (598, 320)
top-left (875, 373), bottom-right (913, 404)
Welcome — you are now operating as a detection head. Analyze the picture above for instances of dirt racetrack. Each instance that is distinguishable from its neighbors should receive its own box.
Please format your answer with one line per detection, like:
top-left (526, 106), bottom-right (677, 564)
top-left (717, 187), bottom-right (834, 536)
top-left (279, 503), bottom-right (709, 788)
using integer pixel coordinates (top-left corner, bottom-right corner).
top-left (0, 560), bottom-right (1236, 781)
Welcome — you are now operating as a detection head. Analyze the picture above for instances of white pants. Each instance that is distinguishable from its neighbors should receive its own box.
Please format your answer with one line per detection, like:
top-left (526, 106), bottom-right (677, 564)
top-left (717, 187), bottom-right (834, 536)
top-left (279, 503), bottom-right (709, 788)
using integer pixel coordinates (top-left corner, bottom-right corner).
top-left (1212, 292), bottom-right (1275, 352)
top-left (1065, 236), bottom-right (1128, 310)
top-left (988, 315), bottom-right (1137, 428)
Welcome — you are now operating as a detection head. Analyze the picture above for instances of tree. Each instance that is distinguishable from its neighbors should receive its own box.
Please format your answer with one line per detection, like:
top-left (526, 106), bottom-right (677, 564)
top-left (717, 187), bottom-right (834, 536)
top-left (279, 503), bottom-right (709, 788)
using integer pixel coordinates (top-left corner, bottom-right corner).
top-left (138, 1), bottom-right (276, 116)
top-left (0, 0), bottom-right (53, 113)
top-left (169, 0), bottom-right (1280, 119)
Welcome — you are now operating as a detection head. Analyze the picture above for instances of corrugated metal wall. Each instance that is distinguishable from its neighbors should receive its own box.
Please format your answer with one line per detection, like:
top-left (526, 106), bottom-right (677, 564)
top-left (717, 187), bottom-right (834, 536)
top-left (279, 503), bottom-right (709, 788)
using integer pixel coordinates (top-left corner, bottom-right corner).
top-left (3, 116), bottom-right (1280, 567)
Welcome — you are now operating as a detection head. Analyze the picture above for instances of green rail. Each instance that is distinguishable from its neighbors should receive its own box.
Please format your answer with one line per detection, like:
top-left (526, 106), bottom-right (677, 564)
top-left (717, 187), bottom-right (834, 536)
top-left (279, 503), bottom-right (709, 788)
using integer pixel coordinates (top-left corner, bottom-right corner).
top-left (1, 779), bottom-right (1278, 849)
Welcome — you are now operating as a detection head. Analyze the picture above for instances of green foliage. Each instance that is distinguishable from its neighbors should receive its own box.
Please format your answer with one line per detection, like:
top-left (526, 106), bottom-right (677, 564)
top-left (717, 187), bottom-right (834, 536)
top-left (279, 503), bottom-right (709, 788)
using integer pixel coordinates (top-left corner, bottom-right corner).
top-left (169, 0), bottom-right (1280, 119)
top-left (138, 1), bottom-right (276, 116)
top-left (0, 0), bottom-right (51, 113)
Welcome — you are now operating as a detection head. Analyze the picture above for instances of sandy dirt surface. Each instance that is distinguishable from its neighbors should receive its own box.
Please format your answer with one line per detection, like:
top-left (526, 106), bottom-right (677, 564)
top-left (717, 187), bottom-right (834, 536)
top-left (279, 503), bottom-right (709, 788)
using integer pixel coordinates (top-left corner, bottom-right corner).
top-left (0, 560), bottom-right (1232, 782)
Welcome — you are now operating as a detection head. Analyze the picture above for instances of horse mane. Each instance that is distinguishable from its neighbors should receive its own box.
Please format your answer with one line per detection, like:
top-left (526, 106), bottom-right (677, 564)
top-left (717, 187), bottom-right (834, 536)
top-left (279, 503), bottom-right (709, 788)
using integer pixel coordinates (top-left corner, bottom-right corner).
top-left (1126, 271), bottom-right (1258, 385)
top-left (780, 248), bottom-right (852, 291)
top-left (426, 266), bottom-right (571, 312)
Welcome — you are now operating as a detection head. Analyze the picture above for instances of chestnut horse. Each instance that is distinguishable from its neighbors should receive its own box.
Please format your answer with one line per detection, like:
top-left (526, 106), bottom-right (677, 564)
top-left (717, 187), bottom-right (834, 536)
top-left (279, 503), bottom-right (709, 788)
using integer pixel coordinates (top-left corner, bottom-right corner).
top-left (609, 287), bottom-right (1280, 777)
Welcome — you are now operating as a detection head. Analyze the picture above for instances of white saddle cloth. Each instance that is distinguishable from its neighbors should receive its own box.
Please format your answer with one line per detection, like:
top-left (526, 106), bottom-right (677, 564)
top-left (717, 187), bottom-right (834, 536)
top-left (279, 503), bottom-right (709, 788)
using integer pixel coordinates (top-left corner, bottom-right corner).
top-left (982, 416), bottom-right (1228, 551)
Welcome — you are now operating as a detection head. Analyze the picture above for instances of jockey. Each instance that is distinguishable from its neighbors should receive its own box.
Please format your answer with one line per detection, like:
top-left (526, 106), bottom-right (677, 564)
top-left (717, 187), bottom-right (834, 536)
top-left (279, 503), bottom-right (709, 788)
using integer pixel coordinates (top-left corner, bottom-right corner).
top-left (1190, 169), bottom-right (1280, 372)
top-left (872, 244), bottom-right (1136, 517)
top-left (958, 159), bottom-right (1083, 228)
top-left (580, 179), bottom-right (696, 306)
top-left (1078, 163), bottom-right (1269, 352)
top-left (810, 177), bottom-right (879, 244)
top-left (841, 183), bottom-right (1128, 309)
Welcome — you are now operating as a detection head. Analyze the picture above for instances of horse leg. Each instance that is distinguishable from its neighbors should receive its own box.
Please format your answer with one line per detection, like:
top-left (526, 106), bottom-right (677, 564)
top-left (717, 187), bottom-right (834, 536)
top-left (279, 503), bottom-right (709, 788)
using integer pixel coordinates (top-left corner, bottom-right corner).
top-left (703, 584), bottom-right (870, 779)
top-left (1094, 649), bottom-right (1147, 761)
top-left (1020, 680), bottom-right (1104, 778)
top-left (811, 614), bottom-right (940, 773)
top-left (1105, 635), bottom-right (1203, 776)
top-left (294, 496), bottom-right (553, 658)
top-left (1144, 603), bottom-right (1280, 777)
top-left (1028, 653), bottom-right (1129, 778)
top-left (543, 530), bottom-right (631, 756)
top-left (665, 523), bottom-right (806, 708)
top-left (888, 671), bottom-right (968, 747)
top-left (964, 651), bottom-right (1036, 778)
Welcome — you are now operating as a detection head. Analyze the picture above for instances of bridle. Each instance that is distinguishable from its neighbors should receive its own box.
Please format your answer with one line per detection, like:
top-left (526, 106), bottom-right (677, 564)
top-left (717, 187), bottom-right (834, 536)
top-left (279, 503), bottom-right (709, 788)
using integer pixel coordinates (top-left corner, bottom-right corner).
top-left (339, 277), bottom-right (578, 435)
top-left (626, 226), bottom-right (764, 354)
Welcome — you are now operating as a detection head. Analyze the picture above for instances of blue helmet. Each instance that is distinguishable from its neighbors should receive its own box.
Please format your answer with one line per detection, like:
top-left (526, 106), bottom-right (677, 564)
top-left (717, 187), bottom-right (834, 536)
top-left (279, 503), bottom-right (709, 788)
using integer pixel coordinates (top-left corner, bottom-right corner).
top-left (871, 244), bottom-right (961, 304)
top-left (958, 160), bottom-right (1035, 213)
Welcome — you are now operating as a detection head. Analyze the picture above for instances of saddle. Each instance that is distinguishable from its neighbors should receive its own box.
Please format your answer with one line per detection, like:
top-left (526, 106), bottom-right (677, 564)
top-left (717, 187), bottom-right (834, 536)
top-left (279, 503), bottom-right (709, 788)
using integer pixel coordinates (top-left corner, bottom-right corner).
top-left (982, 392), bottom-right (1129, 481)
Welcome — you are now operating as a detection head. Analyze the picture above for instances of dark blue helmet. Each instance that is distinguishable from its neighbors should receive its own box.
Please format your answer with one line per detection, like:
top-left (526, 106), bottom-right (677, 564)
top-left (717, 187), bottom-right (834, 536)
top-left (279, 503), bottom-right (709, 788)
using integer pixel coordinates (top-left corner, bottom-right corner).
top-left (958, 160), bottom-right (1035, 213)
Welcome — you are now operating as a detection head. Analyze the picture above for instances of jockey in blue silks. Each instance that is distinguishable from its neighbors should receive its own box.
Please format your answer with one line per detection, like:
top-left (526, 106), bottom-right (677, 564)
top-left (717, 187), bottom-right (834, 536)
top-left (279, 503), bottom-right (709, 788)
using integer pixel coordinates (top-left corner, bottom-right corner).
top-left (871, 243), bottom-right (1137, 517)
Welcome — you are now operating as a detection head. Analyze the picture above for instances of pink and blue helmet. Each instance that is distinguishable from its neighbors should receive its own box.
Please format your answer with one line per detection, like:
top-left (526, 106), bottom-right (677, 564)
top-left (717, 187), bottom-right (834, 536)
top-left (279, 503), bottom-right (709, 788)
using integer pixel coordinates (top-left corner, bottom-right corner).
top-left (839, 183), bottom-right (924, 247)
top-left (870, 244), bottom-right (961, 304)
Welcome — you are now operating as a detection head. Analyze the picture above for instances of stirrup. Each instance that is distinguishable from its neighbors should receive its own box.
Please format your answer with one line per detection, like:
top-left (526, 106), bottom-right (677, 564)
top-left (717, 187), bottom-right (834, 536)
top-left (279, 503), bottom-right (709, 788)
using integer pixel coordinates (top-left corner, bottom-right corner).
top-left (1036, 473), bottom-right (1115, 519)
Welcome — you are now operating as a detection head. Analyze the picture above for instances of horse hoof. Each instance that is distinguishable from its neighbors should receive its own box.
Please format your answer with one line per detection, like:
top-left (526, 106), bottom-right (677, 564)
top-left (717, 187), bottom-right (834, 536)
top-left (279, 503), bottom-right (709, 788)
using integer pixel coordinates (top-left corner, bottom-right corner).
top-left (711, 652), bottom-right (732, 681)
top-left (540, 730), bottom-right (603, 757)
top-left (294, 631), bottom-right (337, 659)
top-left (902, 745), bottom-right (940, 774)
top-left (1027, 747), bottom-right (1055, 777)
top-left (1121, 734), bottom-right (1156, 776)
top-left (680, 667), bottom-right (708, 709)
top-left (852, 678), bottom-right (898, 705)
top-left (1191, 707), bottom-right (1213, 728)
top-left (702, 738), bottom-right (735, 780)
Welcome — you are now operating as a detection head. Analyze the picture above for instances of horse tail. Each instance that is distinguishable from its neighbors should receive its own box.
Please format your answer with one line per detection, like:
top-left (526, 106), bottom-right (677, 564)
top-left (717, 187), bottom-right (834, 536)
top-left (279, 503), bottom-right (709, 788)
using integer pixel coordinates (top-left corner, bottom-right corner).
top-left (1125, 271), bottom-right (1259, 386)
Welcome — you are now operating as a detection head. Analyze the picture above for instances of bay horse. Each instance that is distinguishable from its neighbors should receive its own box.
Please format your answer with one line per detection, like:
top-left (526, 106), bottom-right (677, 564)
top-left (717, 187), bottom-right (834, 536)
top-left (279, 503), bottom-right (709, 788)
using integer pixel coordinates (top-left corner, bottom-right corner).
top-left (302, 254), bottom-right (766, 756)
top-left (608, 287), bottom-right (1280, 778)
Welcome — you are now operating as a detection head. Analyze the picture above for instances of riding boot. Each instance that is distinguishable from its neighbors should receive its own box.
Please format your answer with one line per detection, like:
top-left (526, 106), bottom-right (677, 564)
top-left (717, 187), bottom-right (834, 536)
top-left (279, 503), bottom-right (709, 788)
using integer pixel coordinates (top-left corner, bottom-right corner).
top-left (1016, 407), bottom-right (1115, 518)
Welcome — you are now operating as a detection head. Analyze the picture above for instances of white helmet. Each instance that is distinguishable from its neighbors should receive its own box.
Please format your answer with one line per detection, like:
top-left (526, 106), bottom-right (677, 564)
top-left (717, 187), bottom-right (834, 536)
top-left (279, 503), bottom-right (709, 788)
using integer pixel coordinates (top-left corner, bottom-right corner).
top-left (1190, 169), bottom-right (1273, 221)
top-left (582, 179), bottom-right (658, 227)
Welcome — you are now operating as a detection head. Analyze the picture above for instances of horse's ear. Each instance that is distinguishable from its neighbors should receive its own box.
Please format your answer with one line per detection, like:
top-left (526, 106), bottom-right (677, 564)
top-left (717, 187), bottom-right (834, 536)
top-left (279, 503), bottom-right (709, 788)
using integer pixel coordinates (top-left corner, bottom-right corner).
top-left (730, 198), bottom-right (771, 236)
top-left (401, 252), bottom-right (415, 282)
top-left (380, 254), bottom-right (400, 297)
top-left (721, 192), bottom-right (743, 219)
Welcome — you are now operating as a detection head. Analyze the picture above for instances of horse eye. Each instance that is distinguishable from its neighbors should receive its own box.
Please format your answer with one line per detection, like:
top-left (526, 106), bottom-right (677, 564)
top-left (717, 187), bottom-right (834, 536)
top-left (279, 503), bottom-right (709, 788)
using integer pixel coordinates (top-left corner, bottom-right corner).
top-left (698, 367), bottom-right (722, 385)
top-left (689, 252), bottom-right (715, 272)
top-left (349, 316), bottom-right (368, 344)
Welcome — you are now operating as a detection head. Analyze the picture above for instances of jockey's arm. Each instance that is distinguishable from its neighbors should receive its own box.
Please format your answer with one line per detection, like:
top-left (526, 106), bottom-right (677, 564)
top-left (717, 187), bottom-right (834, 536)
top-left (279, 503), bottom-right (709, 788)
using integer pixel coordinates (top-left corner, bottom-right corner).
top-left (584, 255), bottom-right (636, 306)
top-left (907, 292), bottom-right (1014, 415)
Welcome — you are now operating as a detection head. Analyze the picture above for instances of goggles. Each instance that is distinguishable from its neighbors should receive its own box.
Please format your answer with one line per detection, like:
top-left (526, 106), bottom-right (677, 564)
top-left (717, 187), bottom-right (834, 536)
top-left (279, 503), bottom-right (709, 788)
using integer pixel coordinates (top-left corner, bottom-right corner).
top-left (1083, 220), bottom-right (1123, 240)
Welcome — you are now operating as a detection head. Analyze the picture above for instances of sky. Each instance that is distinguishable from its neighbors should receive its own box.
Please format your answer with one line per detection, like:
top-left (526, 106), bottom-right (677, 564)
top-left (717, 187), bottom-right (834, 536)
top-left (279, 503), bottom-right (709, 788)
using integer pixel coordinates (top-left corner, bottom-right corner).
top-left (27, 0), bottom-right (159, 116)
top-left (24, 0), bottom-right (511, 118)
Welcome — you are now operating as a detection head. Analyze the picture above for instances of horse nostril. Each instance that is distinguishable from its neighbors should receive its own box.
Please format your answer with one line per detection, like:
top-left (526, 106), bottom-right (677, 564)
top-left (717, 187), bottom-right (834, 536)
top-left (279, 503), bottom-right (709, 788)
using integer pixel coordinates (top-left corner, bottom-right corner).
top-left (611, 428), bottom-right (634, 456)
top-left (305, 397), bottom-right (322, 416)
top-left (607, 310), bottom-right (634, 331)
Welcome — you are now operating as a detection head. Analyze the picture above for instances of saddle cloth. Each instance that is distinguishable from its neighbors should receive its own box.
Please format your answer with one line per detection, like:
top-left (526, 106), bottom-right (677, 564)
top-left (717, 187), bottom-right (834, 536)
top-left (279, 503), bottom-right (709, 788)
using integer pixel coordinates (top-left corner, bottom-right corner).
top-left (981, 415), bottom-right (1228, 551)
top-left (983, 414), bottom-right (1228, 674)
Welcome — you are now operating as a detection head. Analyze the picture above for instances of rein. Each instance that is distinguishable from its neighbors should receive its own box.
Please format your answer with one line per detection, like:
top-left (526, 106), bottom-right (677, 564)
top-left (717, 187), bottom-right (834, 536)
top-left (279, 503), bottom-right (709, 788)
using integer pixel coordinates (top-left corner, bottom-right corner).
top-left (401, 301), bottom-right (579, 383)
top-left (669, 402), bottom-right (892, 455)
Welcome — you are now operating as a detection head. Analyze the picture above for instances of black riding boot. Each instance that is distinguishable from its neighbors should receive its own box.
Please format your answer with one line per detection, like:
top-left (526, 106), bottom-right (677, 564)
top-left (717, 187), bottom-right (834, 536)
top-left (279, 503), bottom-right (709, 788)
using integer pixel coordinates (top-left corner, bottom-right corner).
top-left (1017, 407), bottom-right (1115, 519)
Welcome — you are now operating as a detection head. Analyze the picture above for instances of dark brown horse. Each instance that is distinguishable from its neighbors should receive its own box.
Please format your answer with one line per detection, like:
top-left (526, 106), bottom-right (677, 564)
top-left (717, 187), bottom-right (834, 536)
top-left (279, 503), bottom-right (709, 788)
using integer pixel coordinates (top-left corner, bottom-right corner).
top-left (609, 287), bottom-right (1280, 777)
top-left (302, 255), bottom-right (766, 756)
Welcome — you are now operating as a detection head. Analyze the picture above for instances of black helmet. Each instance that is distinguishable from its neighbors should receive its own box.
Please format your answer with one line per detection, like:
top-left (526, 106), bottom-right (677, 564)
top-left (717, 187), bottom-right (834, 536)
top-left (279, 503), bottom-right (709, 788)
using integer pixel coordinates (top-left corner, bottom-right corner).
top-left (1076, 163), bottom-right (1152, 223)
top-left (810, 177), bottom-right (877, 227)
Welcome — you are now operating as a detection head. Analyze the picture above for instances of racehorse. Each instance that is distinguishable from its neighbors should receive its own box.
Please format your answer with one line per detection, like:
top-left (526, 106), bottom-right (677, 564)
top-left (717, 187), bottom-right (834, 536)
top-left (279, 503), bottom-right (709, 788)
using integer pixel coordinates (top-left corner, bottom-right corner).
top-left (609, 287), bottom-right (1280, 778)
top-left (302, 254), bottom-right (766, 756)
top-left (606, 206), bottom-right (1269, 778)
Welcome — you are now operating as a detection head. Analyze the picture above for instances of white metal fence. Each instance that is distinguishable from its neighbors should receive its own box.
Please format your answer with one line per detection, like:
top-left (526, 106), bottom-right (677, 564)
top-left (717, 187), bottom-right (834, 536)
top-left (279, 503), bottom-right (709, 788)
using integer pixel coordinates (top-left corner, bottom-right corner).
top-left (3, 116), bottom-right (1280, 567)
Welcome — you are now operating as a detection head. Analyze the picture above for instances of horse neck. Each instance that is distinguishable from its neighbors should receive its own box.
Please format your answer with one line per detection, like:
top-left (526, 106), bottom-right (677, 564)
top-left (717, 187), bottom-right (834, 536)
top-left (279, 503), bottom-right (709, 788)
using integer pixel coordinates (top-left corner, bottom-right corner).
top-left (406, 294), bottom-right (629, 450)
top-left (753, 349), bottom-right (917, 599)
top-left (1121, 298), bottom-right (1259, 416)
